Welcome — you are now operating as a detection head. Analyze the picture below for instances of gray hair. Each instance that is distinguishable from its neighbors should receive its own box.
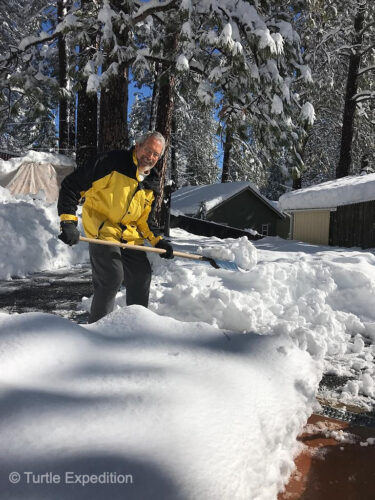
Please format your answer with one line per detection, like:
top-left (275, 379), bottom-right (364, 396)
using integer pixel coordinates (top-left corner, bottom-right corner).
top-left (135, 131), bottom-right (166, 156)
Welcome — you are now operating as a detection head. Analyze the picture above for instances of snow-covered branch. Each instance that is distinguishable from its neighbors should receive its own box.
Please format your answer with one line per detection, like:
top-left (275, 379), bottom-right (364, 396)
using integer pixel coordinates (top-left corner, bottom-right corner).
top-left (313, 27), bottom-right (342, 54)
top-left (359, 19), bottom-right (375, 36)
top-left (353, 91), bottom-right (375, 103)
top-left (360, 43), bottom-right (375, 57)
top-left (330, 43), bottom-right (363, 56)
top-left (133, 0), bottom-right (179, 24)
top-left (18, 32), bottom-right (57, 52)
top-left (0, 12), bottom-right (86, 69)
top-left (358, 64), bottom-right (375, 76)
top-left (361, 112), bottom-right (375, 126)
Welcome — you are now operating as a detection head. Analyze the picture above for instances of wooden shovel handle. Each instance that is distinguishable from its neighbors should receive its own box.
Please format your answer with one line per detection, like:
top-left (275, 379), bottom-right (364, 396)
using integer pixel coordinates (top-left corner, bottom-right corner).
top-left (79, 236), bottom-right (205, 262)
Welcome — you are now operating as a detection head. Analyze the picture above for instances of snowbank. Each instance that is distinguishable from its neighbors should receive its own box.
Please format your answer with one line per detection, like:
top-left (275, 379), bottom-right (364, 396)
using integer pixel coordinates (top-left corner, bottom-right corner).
top-left (0, 186), bottom-right (87, 279)
top-left (79, 229), bottom-right (375, 410)
top-left (0, 307), bottom-right (318, 499)
top-left (198, 235), bottom-right (258, 271)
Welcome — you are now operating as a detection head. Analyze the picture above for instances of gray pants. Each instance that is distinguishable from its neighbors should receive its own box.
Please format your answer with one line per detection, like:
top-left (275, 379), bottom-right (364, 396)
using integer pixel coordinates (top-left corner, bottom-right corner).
top-left (88, 243), bottom-right (152, 323)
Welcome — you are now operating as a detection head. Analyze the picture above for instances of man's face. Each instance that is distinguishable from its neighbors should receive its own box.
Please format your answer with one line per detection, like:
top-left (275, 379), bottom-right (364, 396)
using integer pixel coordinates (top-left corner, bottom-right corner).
top-left (135, 137), bottom-right (163, 174)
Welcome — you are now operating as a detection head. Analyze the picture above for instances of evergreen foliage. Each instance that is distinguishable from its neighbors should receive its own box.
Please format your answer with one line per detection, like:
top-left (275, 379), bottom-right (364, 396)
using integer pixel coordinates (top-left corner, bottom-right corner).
top-left (299, 0), bottom-right (375, 185)
top-left (0, 1), bottom-right (58, 151)
top-left (0, 0), bottom-right (373, 199)
top-left (172, 79), bottom-right (219, 187)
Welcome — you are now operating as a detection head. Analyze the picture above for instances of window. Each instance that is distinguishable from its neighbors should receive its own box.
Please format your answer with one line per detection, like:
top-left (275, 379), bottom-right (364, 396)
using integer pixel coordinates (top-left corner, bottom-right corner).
top-left (261, 224), bottom-right (270, 236)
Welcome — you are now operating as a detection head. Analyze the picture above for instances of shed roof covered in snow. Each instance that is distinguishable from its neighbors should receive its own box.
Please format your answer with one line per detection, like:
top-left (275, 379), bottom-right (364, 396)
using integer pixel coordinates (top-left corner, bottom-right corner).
top-left (279, 173), bottom-right (375, 211)
top-left (171, 181), bottom-right (283, 217)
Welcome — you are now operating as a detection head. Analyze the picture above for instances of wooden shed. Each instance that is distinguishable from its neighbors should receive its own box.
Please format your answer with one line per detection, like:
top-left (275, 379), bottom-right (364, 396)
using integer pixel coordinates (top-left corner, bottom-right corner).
top-left (172, 181), bottom-right (288, 237)
top-left (279, 173), bottom-right (375, 249)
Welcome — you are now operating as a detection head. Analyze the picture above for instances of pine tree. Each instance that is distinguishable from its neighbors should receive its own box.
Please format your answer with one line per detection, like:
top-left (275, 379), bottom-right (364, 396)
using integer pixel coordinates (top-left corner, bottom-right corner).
top-left (0, 0), bottom-right (58, 152)
top-left (57, 0), bottom-right (69, 154)
top-left (174, 1), bottom-right (314, 187)
top-left (128, 93), bottom-right (152, 144)
top-left (336, 1), bottom-right (374, 178)
top-left (220, 123), bottom-right (268, 190)
top-left (1, 0), bottom-right (315, 193)
top-left (298, 0), bottom-right (375, 184)
top-left (172, 78), bottom-right (219, 187)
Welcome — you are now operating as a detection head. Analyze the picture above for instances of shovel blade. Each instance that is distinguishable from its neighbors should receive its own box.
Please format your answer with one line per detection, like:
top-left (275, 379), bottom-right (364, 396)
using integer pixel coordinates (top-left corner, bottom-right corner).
top-left (215, 259), bottom-right (240, 271)
top-left (203, 256), bottom-right (239, 271)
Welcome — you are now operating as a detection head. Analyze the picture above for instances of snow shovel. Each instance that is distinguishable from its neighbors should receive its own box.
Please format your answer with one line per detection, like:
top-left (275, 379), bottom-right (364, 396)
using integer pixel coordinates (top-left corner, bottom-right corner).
top-left (79, 236), bottom-right (239, 271)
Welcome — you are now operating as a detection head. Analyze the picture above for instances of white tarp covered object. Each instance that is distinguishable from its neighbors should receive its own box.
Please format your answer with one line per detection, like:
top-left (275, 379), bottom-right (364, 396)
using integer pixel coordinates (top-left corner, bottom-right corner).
top-left (0, 151), bottom-right (75, 202)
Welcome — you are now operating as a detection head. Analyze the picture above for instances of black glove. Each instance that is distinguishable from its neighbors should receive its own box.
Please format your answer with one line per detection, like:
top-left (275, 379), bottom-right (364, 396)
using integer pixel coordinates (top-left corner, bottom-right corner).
top-left (155, 239), bottom-right (174, 259)
top-left (58, 221), bottom-right (80, 246)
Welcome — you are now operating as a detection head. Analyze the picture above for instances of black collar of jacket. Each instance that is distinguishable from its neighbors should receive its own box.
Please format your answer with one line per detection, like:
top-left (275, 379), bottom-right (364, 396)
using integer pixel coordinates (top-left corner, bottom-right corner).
top-left (141, 167), bottom-right (161, 196)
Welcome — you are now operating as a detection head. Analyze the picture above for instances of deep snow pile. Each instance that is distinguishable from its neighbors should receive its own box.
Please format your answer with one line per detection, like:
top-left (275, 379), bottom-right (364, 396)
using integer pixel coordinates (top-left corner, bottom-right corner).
top-left (79, 229), bottom-right (373, 411)
top-left (81, 229), bottom-right (375, 410)
top-left (198, 235), bottom-right (257, 271)
top-left (0, 308), bottom-right (318, 500)
top-left (0, 186), bottom-right (87, 279)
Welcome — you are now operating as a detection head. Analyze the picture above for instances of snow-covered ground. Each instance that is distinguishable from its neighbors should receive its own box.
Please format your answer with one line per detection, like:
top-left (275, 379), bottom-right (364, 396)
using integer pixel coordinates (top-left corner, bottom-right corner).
top-left (0, 190), bottom-right (375, 499)
top-left (149, 231), bottom-right (375, 412)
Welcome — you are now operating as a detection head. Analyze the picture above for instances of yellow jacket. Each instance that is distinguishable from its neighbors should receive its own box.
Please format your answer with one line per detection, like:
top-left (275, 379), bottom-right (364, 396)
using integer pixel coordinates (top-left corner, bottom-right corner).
top-left (57, 148), bottom-right (162, 246)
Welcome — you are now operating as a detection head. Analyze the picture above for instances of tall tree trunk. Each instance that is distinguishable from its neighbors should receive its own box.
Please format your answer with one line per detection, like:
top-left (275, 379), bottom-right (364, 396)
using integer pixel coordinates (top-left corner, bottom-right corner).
top-left (57, 0), bottom-right (68, 154)
top-left (68, 95), bottom-right (75, 153)
top-left (153, 66), bottom-right (176, 229)
top-left (292, 175), bottom-right (302, 190)
top-left (98, 0), bottom-right (130, 152)
top-left (76, 0), bottom-right (97, 167)
top-left (149, 67), bottom-right (161, 132)
top-left (152, 29), bottom-right (178, 230)
top-left (76, 86), bottom-right (97, 167)
top-left (292, 128), bottom-right (310, 189)
top-left (221, 127), bottom-right (233, 183)
top-left (170, 114), bottom-right (178, 187)
top-left (336, 6), bottom-right (365, 178)
top-left (99, 63), bottom-right (129, 151)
